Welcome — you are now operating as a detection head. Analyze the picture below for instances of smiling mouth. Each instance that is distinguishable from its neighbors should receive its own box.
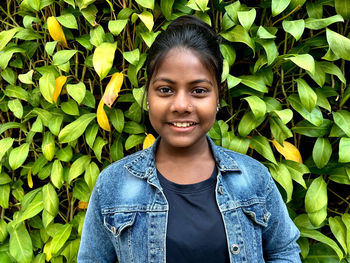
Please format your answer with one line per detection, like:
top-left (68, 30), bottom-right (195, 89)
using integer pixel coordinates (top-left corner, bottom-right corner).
top-left (169, 122), bottom-right (197, 128)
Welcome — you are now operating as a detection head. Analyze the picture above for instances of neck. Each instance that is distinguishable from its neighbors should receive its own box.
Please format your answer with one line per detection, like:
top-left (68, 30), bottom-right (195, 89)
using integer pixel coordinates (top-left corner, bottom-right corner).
top-left (155, 136), bottom-right (212, 163)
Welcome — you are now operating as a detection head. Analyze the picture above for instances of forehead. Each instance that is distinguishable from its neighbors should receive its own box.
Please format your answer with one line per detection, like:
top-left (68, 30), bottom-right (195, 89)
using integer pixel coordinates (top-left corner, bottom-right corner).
top-left (152, 48), bottom-right (216, 83)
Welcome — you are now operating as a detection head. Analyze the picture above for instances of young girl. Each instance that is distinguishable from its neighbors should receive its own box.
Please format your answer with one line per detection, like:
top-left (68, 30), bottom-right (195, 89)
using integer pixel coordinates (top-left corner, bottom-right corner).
top-left (78, 15), bottom-right (301, 263)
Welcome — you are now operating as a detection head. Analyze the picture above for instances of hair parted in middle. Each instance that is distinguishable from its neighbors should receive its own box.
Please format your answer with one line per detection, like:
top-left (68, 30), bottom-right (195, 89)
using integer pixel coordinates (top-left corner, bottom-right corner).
top-left (145, 15), bottom-right (224, 100)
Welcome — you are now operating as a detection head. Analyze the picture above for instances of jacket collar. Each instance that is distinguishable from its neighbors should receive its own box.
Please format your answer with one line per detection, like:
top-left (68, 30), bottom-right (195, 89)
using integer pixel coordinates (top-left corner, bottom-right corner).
top-left (124, 135), bottom-right (241, 180)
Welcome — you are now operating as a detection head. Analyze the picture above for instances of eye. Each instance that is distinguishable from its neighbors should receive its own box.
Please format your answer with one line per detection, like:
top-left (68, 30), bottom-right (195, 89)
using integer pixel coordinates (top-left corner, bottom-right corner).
top-left (192, 87), bottom-right (208, 95)
top-left (158, 87), bottom-right (173, 94)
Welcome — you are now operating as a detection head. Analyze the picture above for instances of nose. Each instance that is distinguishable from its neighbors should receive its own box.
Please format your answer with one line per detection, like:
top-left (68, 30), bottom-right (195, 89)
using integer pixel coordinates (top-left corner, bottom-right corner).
top-left (170, 90), bottom-right (192, 113)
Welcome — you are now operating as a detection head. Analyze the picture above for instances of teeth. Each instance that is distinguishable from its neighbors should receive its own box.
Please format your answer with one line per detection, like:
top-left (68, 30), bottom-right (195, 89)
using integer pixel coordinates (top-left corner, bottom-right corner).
top-left (172, 122), bottom-right (195, 127)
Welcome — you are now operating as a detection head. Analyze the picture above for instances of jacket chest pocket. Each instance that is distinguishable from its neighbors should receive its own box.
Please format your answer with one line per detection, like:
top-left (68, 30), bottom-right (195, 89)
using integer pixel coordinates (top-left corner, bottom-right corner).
top-left (103, 211), bottom-right (137, 238)
top-left (242, 202), bottom-right (270, 227)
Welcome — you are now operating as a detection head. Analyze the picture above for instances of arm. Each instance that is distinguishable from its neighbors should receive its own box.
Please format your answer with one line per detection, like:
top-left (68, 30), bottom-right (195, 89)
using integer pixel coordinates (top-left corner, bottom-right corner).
top-left (78, 179), bottom-right (117, 263)
top-left (263, 174), bottom-right (301, 263)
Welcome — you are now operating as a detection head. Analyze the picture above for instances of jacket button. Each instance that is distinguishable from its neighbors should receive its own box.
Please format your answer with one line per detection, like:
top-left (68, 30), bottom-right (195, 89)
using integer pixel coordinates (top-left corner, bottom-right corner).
top-left (111, 226), bottom-right (117, 235)
top-left (263, 214), bottom-right (268, 222)
top-left (218, 186), bottom-right (224, 195)
top-left (230, 244), bottom-right (240, 254)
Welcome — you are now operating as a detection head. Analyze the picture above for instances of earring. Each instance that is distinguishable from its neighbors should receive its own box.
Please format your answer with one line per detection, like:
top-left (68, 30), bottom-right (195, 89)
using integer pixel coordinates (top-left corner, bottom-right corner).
top-left (146, 101), bottom-right (149, 110)
top-left (216, 103), bottom-right (220, 112)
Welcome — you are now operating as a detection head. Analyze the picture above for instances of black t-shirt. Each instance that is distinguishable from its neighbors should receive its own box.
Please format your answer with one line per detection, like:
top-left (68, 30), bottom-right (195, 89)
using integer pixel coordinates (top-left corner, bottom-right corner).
top-left (157, 166), bottom-right (230, 263)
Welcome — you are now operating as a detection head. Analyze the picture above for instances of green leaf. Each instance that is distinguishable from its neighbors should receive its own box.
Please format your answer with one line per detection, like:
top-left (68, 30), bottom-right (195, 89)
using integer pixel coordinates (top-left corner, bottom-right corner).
top-left (282, 19), bottom-right (305, 41)
top-left (48, 115), bottom-right (63, 136)
top-left (315, 89), bottom-right (331, 112)
top-left (56, 146), bottom-right (73, 162)
top-left (224, 1), bottom-right (240, 24)
top-left (312, 138), bottom-right (332, 169)
top-left (220, 25), bottom-right (255, 53)
top-left (58, 113), bottom-right (96, 143)
top-left (111, 137), bottom-right (124, 161)
top-left (50, 224), bottom-right (73, 255)
top-left (9, 143), bottom-right (30, 170)
top-left (327, 28), bottom-right (350, 61)
top-left (68, 155), bottom-right (91, 184)
top-left (123, 121), bottom-right (145, 134)
top-left (84, 162), bottom-right (100, 191)
top-left (17, 192), bottom-right (43, 223)
top-left (239, 75), bottom-right (268, 93)
top-left (305, 15), bottom-right (344, 30)
top-left (140, 31), bottom-right (161, 48)
top-left (125, 134), bottom-right (145, 150)
top-left (61, 100), bottom-right (79, 116)
top-left (135, 0), bottom-right (154, 9)
top-left (62, 239), bottom-right (80, 262)
top-left (1, 67), bottom-right (16, 84)
top-left (45, 41), bottom-right (57, 56)
top-left (333, 110), bottom-right (350, 137)
top-left (110, 109), bottom-right (124, 133)
top-left (268, 162), bottom-right (293, 202)
top-left (0, 27), bottom-right (22, 51)
top-left (220, 44), bottom-right (236, 67)
top-left (85, 123), bottom-right (99, 149)
top-left (89, 26), bottom-right (105, 47)
top-left (250, 136), bottom-right (277, 164)
top-left (93, 137), bottom-right (107, 162)
top-left (0, 138), bottom-right (14, 162)
top-left (79, 0), bottom-right (96, 9)
top-left (272, 109), bottom-right (293, 124)
top-left (42, 132), bottom-right (56, 161)
top-left (305, 176), bottom-right (327, 226)
top-left (0, 172), bottom-right (12, 185)
top-left (257, 26), bottom-right (276, 39)
top-left (0, 47), bottom-right (25, 69)
top-left (123, 49), bottom-right (140, 66)
top-left (93, 42), bottom-right (117, 80)
top-left (56, 13), bottom-right (78, 29)
top-left (0, 219), bottom-right (8, 243)
top-left (5, 85), bottom-right (29, 101)
top-left (335, 0), bottom-right (350, 19)
top-left (292, 119), bottom-right (332, 137)
top-left (73, 179), bottom-right (91, 201)
top-left (18, 70), bottom-right (34, 84)
top-left (238, 111), bottom-right (265, 137)
top-left (288, 94), bottom-right (323, 127)
top-left (286, 54), bottom-right (315, 74)
top-left (42, 183), bottom-right (59, 216)
top-left (81, 4), bottom-right (98, 26)
top-left (51, 160), bottom-right (64, 189)
top-left (108, 19), bottom-right (128, 36)
top-left (237, 9), bottom-right (256, 31)
top-left (270, 116), bottom-right (293, 145)
top-left (243, 96), bottom-right (266, 119)
top-left (318, 61), bottom-right (346, 84)
top-left (283, 160), bottom-right (308, 188)
top-left (296, 78), bottom-right (317, 113)
top-left (9, 222), bottom-right (33, 263)
top-left (342, 213), bottom-right (350, 253)
top-left (272, 0), bottom-right (291, 16)
top-left (161, 0), bottom-right (175, 20)
top-left (8, 99), bottom-right (23, 119)
top-left (329, 216), bottom-right (347, 255)
top-left (0, 184), bottom-right (10, 208)
top-left (300, 228), bottom-right (343, 260)
top-left (76, 35), bottom-right (93, 51)
top-left (339, 137), bottom-right (350, 163)
top-left (53, 50), bottom-right (77, 66)
top-left (228, 135), bottom-right (250, 154)
top-left (39, 72), bottom-right (55, 103)
top-left (66, 82), bottom-right (86, 104)
top-left (138, 11), bottom-right (154, 31)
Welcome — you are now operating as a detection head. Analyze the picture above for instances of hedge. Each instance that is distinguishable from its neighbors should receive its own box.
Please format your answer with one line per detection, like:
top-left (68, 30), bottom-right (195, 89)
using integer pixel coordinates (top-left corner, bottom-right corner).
top-left (0, 0), bottom-right (350, 262)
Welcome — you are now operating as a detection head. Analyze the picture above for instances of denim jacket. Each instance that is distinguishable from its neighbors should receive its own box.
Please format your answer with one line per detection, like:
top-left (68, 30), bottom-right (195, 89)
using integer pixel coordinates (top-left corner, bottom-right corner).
top-left (78, 137), bottom-right (301, 263)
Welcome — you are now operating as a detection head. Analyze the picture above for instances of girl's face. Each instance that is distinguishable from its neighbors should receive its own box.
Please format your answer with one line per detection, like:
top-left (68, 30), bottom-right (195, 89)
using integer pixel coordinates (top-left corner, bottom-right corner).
top-left (147, 48), bottom-right (218, 151)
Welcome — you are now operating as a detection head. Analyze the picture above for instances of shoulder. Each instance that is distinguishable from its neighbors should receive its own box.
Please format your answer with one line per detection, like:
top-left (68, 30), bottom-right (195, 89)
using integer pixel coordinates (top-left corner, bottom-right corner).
top-left (215, 146), bottom-right (273, 198)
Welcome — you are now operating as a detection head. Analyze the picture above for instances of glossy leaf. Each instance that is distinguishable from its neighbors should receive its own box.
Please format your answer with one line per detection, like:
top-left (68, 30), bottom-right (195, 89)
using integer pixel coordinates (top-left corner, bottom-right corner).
top-left (108, 19), bottom-right (128, 36)
top-left (66, 82), bottom-right (86, 104)
top-left (272, 139), bottom-right (302, 163)
top-left (268, 162), bottom-right (293, 202)
top-left (102, 72), bottom-right (123, 107)
top-left (286, 54), bottom-right (315, 75)
top-left (312, 138), bottom-right (332, 169)
top-left (138, 11), bottom-right (154, 31)
top-left (97, 100), bottom-right (111, 131)
top-left (243, 96), bottom-right (266, 120)
top-left (93, 42), bottom-right (117, 80)
top-left (9, 222), bottom-right (33, 263)
top-left (329, 216), bottom-right (347, 255)
top-left (143, 134), bottom-right (156, 149)
top-left (93, 137), bottom-right (107, 162)
top-left (8, 99), bottom-right (23, 119)
top-left (296, 78), bottom-right (317, 113)
top-left (42, 183), bottom-right (59, 216)
top-left (272, 0), bottom-right (291, 16)
top-left (58, 113), bottom-right (96, 143)
top-left (282, 19), bottom-right (305, 41)
top-left (335, 0), bottom-right (350, 19)
top-left (237, 9), bottom-right (256, 31)
top-left (51, 160), bottom-right (64, 189)
top-left (9, 143), bottom-right (30, 170)
top-left (220, 25), bottom-right (255, 53)
top-left (327, 28), bottom-right (350, 61)
top-left (84, 162), bottom-right (100, 191)
top-left (333, 110), bottom-right (350, 137)
top-left (250, 136), bottom-right (277, 164)
top-left (68, 155), bottom-right (91, 184)
top-left (47, 16), bottom-right (67, 47)
top-left (305, 176), bottom-right (327, 226)
top-left (339, 137), bottom-right (350, 163)
top-left (50, 224), bottom-right (73, 255)
top-left (42, 132), bottom-right (56, 161)
top-left (305, 15), bottom-right (344, 30)
top-left (39, 72), bottom-right (55, 104)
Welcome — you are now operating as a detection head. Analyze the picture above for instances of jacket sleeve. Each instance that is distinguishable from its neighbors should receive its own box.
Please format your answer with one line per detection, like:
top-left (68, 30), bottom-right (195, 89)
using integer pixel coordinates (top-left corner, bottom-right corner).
top-left (262, 173), bottom-right (301, 263)
top-left (78, 178), bottom-right (117, 263)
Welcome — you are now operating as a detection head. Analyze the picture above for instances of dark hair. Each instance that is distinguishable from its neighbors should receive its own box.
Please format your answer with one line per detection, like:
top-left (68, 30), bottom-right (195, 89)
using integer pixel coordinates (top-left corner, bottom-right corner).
top-left (145, 15), bottom-right (224, 99)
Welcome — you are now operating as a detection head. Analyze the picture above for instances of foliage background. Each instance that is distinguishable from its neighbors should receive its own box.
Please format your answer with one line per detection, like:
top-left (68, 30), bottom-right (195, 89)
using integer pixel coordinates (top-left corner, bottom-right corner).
top-left (0, 0), bottom-right (350, 262)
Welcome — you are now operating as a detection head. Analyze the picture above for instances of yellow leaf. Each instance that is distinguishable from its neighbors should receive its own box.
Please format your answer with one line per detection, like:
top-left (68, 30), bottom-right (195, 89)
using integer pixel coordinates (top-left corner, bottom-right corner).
top-left (138, 11), bottom-right (154, 31)
top-left (27, 169), bottom-right (33, 188)
top-left (272, 139), bottom-right (303, 163)
top-left (143, 133), bottom-right (156, 149)
top-left (47, 16), bottom-right (68, 48)
top-left (44, 239), bottom-right (52, 261)
top-left (53, 76), bottom-right (67, 103)
top-left (97, 100), bottom-right (111, 131)
top-left (78, 201), bottom-right (88, 210)
top-left (102, 72), bottom-right (123, 107)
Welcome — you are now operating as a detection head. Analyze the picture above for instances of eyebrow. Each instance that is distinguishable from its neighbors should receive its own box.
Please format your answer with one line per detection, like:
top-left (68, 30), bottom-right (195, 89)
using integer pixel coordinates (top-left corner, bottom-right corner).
top-left (152, 77), bottom-right (213, 86)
